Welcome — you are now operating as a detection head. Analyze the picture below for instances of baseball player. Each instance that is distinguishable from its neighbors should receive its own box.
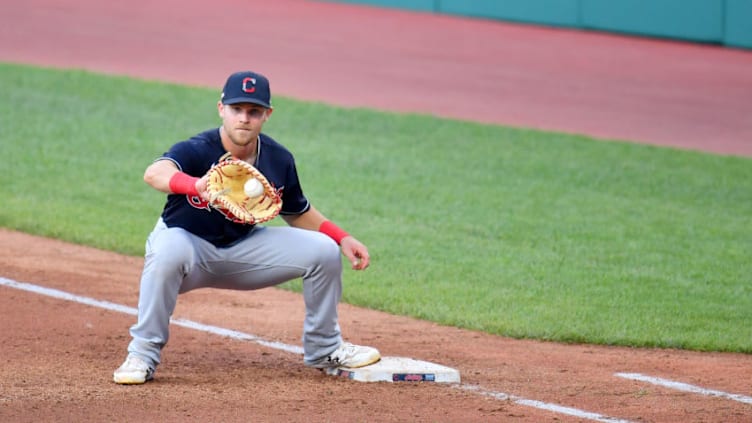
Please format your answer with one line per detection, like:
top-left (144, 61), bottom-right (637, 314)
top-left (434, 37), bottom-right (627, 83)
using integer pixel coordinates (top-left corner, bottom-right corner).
top-left (113, 70), bottom-right (380, 384)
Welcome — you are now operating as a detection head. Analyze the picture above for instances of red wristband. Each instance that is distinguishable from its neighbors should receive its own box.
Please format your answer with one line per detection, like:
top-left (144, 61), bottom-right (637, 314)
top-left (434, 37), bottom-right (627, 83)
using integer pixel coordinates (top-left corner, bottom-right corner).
top-left (168, 172), bottom-right (200, 196)
top-left (319, 220), bottom-right (350, 245)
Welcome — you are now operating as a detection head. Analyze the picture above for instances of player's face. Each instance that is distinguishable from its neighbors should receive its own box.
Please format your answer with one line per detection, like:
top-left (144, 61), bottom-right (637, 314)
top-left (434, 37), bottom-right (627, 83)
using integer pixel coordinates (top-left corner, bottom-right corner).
top-left (219, 102), bottom-right (271, 147)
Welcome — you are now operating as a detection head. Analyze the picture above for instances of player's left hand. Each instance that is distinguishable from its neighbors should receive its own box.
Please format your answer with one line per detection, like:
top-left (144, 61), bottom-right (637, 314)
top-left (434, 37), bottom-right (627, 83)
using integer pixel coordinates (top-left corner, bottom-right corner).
top-left (196, 174), bottom-right (210, 201)
top-left (340, 236), bottom-right (370, 270)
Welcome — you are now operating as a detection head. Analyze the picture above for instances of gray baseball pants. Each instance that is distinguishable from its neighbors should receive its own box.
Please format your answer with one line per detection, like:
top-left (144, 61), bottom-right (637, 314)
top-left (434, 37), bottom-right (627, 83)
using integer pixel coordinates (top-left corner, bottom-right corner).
top-left (126, 218), bottom-right (343, 369)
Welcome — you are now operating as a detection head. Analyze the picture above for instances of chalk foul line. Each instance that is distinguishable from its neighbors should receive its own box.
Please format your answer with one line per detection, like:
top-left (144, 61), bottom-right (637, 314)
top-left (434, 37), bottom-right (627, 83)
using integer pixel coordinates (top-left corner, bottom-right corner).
top-left (615, 372), bottom-right (752, 405)
top-left (457, 384), bottom-right (632, 423)
top-left (1, 277), bottom-right (635, 422)
top-left (0, 277), bottom-right (303, 355)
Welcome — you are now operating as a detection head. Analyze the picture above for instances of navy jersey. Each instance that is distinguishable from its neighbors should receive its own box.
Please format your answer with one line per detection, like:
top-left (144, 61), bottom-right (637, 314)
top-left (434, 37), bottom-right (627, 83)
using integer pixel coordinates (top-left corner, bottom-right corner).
top-left (159, 128), bottom-right (310, 247)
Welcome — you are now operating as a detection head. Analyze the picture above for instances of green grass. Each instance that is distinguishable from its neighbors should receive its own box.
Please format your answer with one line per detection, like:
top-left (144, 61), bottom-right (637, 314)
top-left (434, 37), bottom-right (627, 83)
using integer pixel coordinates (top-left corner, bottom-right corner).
top-left (2, 62), bottom-right (751, 353)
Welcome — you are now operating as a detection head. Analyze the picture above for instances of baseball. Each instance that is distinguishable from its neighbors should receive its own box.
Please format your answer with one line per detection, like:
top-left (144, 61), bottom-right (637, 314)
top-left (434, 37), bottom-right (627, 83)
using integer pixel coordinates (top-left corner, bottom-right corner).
top-left (244, 178), bottom-right (264, 198)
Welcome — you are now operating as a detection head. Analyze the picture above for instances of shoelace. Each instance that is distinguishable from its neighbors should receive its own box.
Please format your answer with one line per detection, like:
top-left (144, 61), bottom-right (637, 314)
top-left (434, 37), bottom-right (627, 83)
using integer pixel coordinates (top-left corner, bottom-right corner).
top-left (125, 357), bottom-right (149, 370)
top-left (328, 343), bottom-right (355, 364)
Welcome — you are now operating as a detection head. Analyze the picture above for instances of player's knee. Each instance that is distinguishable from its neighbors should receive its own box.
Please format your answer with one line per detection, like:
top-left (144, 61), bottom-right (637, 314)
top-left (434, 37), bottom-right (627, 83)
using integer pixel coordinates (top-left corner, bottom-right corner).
top-left (307, 232), bottom-right (342, 272)
top-left (146, 231), bottom-right (196, 276)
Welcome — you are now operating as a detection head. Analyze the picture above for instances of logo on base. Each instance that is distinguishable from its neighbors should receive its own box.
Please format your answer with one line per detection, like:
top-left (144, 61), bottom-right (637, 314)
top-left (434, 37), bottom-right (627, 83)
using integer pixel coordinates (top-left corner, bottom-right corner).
top-left (393, 373), bottom-right (436, 382)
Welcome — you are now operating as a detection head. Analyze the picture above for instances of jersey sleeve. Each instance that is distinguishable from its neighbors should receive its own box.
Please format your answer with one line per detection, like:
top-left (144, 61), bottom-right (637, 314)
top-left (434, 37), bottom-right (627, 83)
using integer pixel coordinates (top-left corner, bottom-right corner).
top-left (279, 158), bottom-right (310, 215)
top-left (161, 140), bottom-right (203, 176)
top-left (159, 131), bottom-right (221, 177)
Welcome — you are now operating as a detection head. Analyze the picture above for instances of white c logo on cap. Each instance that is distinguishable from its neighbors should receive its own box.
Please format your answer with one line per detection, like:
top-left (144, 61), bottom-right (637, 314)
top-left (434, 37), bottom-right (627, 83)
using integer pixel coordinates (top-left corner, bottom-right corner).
top-left (242, 77), bottom-right (256, 93)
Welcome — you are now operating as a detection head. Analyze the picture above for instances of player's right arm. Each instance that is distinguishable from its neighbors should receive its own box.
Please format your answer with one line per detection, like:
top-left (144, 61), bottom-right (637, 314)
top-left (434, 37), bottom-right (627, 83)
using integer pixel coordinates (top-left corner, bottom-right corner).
top-left (145, 159), bottom-right (211, 199)
top-left (143, 159), bottom-right (180, 193)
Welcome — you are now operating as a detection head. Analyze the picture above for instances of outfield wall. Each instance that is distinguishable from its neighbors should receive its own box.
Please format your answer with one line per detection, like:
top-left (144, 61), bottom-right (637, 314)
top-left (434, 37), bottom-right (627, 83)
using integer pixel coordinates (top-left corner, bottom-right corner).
top-left (330, 0), bottom-right (752, 49)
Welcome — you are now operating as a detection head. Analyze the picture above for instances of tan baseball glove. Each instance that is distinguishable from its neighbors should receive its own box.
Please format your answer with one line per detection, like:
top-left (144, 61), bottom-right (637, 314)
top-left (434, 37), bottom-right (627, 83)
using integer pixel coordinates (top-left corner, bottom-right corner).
top-left (205, 159), bottom-right (282, 224)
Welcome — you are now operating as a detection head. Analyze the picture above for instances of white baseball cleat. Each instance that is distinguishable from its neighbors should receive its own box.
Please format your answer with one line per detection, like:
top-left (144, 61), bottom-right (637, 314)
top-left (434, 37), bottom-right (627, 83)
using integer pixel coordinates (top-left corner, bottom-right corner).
top-left (113, 355), bottom-right (155, 385)
top-left (311, 342), bottom-right (381, 370)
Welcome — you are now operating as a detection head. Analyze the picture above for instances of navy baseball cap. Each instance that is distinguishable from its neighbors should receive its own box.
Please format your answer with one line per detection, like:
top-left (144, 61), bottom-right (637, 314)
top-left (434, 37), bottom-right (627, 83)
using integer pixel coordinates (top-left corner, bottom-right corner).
top-left (221, 71), bottom-right (272, 108)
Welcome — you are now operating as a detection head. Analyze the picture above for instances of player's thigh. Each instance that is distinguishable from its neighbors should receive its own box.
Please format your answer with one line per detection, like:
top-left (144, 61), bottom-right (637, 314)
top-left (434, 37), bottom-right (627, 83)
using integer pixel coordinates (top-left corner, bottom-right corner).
top-left (145, 220), bottom-right (197, 270)
top-left (238, 226), bottom-right (340, 268)
top-left (183, 226), bottom-right (341, 291)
